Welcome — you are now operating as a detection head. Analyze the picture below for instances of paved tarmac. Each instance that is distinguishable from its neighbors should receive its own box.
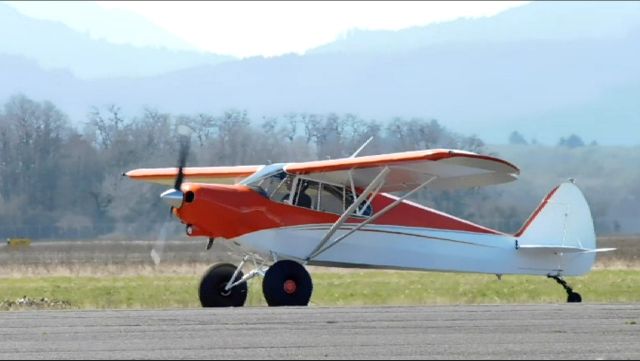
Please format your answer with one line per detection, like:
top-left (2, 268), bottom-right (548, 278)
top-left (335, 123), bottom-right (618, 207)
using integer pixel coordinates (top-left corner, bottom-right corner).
top-left (0, 304), bottom-right (639, 359)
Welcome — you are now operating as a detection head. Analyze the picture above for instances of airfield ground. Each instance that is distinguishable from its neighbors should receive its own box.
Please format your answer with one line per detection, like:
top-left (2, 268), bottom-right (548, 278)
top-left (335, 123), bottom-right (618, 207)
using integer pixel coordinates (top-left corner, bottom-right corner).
top-left (0, 237), bottom-right (638, 310)
top-left (1, 305), bottom-right (639, 359)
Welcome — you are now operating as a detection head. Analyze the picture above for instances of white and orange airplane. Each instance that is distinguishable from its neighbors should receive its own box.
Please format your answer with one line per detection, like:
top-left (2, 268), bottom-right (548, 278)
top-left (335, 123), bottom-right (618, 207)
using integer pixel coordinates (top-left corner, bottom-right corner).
top-left (125, 138), bottom-right (613, 307)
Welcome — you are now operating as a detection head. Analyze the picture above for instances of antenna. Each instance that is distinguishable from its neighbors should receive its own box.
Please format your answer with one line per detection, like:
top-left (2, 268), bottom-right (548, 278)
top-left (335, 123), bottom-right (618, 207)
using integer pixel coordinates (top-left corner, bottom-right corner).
top-left (349, 136), bottom-right (374, 158)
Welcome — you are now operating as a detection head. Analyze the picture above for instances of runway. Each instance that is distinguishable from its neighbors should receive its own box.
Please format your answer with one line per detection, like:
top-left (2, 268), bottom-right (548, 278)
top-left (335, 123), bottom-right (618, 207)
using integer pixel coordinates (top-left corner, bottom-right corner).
top-left (0, 304), bottom-right (638, 359)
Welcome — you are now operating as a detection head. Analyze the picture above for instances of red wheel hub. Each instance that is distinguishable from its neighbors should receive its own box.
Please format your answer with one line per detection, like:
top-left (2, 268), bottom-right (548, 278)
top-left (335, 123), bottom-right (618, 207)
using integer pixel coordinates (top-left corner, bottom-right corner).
top-left (283, 279), bottom-right (297, 294)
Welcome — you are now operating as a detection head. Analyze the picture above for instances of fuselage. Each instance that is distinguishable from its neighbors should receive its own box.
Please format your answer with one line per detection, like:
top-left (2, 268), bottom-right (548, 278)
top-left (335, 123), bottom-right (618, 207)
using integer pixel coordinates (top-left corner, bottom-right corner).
top-left (174, 183), bottom-right (593, 276)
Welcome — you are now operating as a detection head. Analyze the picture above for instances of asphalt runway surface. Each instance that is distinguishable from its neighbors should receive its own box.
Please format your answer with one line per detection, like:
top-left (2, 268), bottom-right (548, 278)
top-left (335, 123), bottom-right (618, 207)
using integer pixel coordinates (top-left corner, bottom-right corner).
top-left (0, 304), bottom-right (639, 360)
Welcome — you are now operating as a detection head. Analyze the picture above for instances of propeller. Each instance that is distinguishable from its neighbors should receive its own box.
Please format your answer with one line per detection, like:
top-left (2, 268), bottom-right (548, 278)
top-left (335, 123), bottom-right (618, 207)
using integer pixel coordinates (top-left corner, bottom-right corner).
top-left (174, 129), bottom-right (191, 190)
top-left (152, 125), bottom-right (193, 266)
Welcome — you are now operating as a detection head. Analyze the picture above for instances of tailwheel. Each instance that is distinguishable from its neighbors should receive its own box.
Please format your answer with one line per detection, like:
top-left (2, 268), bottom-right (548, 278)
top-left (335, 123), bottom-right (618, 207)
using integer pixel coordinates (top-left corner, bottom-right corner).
top-left (567, 292), bottom-right (582, 303)
top-left (199, 263), bottom-right (248, 307)
top-left (262, 260), bottom-right (313, 307)
top-left (548, 275), bottom-right (582, 304)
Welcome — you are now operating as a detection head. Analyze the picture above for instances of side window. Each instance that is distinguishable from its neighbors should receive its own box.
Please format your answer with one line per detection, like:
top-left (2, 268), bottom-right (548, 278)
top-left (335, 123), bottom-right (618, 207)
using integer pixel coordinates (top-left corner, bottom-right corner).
top-left (278, 177), bottom-right (373, 217)
top-left (319, 184), bottom-right (345, 214)
top-left (345, 192), bottom-right (374, 217)
top-left (292, 179), bottom-right (319, 209)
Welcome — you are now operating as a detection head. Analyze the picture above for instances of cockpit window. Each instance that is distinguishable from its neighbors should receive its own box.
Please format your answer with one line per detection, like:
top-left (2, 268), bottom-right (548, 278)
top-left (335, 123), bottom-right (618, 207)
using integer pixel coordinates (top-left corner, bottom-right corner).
top-left (292, 179), bottom-right (319, 209)
top-left (319, 183), bottom-right (345, 214)
top-left (243, 165), bottom-right (373, 217)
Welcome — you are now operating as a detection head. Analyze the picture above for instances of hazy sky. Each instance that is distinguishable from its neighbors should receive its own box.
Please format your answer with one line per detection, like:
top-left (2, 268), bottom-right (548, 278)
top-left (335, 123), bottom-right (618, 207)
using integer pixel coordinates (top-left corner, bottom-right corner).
top-left (8, 1), bottom-right (528, 57)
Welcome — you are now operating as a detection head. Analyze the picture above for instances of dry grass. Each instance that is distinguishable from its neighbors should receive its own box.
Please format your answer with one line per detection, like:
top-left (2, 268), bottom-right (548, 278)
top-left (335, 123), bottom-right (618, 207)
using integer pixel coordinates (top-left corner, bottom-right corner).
top-left (594, 235), bottom-right (640, 269)
top-left (0, 239), bottom-right (235, 277)
top-left (0, 262), bottom-right (218, 278)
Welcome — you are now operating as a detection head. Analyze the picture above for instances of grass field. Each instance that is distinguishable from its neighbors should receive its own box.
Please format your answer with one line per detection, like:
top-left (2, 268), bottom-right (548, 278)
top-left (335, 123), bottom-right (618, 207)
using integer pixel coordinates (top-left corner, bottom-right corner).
top-left (1, 270), bottom-right (639, 310)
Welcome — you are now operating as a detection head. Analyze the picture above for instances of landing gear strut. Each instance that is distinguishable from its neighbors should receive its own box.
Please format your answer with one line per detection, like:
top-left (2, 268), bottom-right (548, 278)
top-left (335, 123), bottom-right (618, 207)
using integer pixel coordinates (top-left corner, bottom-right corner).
top-left (548, 275), bottom-right (582, 303)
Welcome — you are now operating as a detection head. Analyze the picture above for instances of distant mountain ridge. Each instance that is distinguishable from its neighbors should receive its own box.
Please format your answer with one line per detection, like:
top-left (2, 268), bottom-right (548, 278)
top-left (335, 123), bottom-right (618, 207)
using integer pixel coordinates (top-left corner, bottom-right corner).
top-left (4, 1), bottom-right (198, 51)
top-left (0, 2), bottom-right (234, 78)
top-left (309, 1), bottom-right (640, 54)
top-left (0, 1), bottom-right (638, 145)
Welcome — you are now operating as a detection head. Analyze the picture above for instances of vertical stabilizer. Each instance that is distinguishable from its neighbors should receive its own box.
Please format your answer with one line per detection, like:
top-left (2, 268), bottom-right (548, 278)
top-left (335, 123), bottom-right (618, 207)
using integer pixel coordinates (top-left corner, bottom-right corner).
top-left (514, 181), bottom-right (608, 275)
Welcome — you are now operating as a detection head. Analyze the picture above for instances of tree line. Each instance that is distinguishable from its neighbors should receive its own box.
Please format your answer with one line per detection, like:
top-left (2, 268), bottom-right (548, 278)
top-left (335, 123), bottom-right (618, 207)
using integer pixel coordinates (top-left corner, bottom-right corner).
top-left (509, 131), bottom-right (597, 148)
top-left (0, 94), bottom-right (628, 240)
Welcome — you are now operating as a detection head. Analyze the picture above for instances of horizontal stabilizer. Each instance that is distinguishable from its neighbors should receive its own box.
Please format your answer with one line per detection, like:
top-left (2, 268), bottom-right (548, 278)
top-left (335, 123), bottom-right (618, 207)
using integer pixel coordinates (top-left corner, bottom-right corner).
top-left (517, 245), bottom-right (616, 254)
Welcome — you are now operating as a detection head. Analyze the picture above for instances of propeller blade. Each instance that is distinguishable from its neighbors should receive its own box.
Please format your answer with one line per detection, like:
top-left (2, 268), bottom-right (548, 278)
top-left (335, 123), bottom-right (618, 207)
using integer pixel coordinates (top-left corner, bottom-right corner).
top-left (174, 135), bottom-right (190, 190)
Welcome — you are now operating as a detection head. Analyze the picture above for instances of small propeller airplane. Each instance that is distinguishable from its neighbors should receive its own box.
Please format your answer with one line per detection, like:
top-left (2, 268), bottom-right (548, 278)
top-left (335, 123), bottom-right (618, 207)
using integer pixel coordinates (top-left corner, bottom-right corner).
top-left (125, 136), bottom-right (614, 307)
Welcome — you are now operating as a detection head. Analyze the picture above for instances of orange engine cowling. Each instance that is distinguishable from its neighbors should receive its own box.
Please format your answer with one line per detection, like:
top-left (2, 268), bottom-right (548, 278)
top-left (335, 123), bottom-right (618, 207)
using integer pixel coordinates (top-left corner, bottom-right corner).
top-left (171, 182), bottom-right (344, 240)
top-left (173, 183), bottom-right (278, 239)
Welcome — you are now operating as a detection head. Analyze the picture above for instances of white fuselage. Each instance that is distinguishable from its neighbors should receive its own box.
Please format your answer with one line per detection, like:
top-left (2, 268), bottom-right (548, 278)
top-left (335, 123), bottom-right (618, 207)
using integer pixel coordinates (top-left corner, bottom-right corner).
top-left (235, 224), bottom-right (595, 276)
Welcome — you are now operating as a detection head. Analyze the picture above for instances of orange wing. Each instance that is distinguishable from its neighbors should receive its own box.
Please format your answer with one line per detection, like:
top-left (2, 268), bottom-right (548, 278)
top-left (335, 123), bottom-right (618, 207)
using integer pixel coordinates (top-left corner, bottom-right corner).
top-left (125, 165), bottom-right (262, 186)
top-left (285, 149), bottom-right (519, 192)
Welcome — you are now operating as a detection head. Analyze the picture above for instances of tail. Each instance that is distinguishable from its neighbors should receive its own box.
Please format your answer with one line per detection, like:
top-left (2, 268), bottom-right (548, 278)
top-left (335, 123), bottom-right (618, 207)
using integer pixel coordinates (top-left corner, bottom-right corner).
top-left (514, 181), bottom-right (614, 276)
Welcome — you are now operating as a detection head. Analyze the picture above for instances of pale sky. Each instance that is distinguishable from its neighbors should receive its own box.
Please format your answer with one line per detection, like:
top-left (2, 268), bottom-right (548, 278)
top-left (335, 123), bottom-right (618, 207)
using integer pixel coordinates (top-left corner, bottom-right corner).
top-left (95, 1), bottom-right (529, 58)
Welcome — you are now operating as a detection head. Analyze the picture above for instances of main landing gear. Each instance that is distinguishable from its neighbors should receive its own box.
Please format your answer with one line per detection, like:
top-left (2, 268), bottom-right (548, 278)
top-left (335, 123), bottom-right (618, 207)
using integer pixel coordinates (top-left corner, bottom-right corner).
top-left (199, 263), bottom-right (248, 307)
top-left (548, 275), bottom-right (582, 303)
top-left (263, 260), bottom-right (313, 307)
top-left (198, 256), bottom-right (313, 308)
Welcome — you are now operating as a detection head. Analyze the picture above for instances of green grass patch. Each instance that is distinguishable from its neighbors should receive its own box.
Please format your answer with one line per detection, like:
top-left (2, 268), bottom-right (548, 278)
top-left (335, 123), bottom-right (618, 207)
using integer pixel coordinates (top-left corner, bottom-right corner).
top-left (1, 270), bottom-right (639, 310)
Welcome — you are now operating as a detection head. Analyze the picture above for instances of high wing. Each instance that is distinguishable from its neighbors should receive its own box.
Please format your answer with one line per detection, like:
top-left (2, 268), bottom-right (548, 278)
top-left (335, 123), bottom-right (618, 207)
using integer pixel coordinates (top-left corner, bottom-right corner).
top-left (284, 149), bottom-right (519, 192)
top-left (125, 165), bottom-right (262, 186)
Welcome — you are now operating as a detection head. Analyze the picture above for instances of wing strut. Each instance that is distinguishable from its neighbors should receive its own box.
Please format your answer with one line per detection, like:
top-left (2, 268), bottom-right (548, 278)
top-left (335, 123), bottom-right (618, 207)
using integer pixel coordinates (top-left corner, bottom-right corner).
top-left (306, 175), bottom-right (437, 261)
top-left (349, 136), bottom-right (374, 158)
top-left (304, 167), bottom-right (390, 261)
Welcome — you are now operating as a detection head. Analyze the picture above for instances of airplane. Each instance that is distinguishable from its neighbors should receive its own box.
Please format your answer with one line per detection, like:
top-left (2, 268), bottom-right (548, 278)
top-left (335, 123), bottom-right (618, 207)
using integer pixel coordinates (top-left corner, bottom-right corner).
top-left (125, 137), bottom-right (614, 307)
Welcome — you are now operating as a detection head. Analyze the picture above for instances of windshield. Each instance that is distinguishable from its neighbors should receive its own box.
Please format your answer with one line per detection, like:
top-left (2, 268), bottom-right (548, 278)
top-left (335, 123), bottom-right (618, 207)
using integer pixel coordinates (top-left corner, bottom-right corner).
top-left (239, 163), bottom-right (286, 186)
top-left (240, 163), bottom-right (290, 198)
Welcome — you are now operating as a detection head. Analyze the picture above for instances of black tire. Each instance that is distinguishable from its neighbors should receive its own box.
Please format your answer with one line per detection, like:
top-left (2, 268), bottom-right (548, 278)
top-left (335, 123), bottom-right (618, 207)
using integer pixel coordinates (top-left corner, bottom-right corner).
top-left (199, 263), bottom-right (247, 307)
top-left (262, 260), bottom-right (313, 307)
top-left (567, 292), bottom-right (582, 303)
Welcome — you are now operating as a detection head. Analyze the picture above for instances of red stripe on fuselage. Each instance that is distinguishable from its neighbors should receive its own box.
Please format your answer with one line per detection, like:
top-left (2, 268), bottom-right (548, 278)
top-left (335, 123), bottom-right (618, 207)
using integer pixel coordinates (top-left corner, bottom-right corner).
top-left (176, 183), bottom-right (502, 239)
top-left (370, 193), bottom-right (503, 235)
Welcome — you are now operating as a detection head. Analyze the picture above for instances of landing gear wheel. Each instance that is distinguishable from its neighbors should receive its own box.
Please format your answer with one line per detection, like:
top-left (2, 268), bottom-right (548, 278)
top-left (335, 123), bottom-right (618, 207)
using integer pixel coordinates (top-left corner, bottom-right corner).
top-left (262, 260), bottom-right (313, 307)
top-left (567, 292), bottom-right (582, 303)
top-left (199, 263), bottom-right (247, 307)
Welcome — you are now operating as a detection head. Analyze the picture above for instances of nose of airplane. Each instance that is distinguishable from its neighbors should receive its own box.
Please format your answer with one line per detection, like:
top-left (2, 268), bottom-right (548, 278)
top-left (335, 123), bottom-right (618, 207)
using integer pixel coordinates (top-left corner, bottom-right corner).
top-left (173, 183), bottom-right (263, 239)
